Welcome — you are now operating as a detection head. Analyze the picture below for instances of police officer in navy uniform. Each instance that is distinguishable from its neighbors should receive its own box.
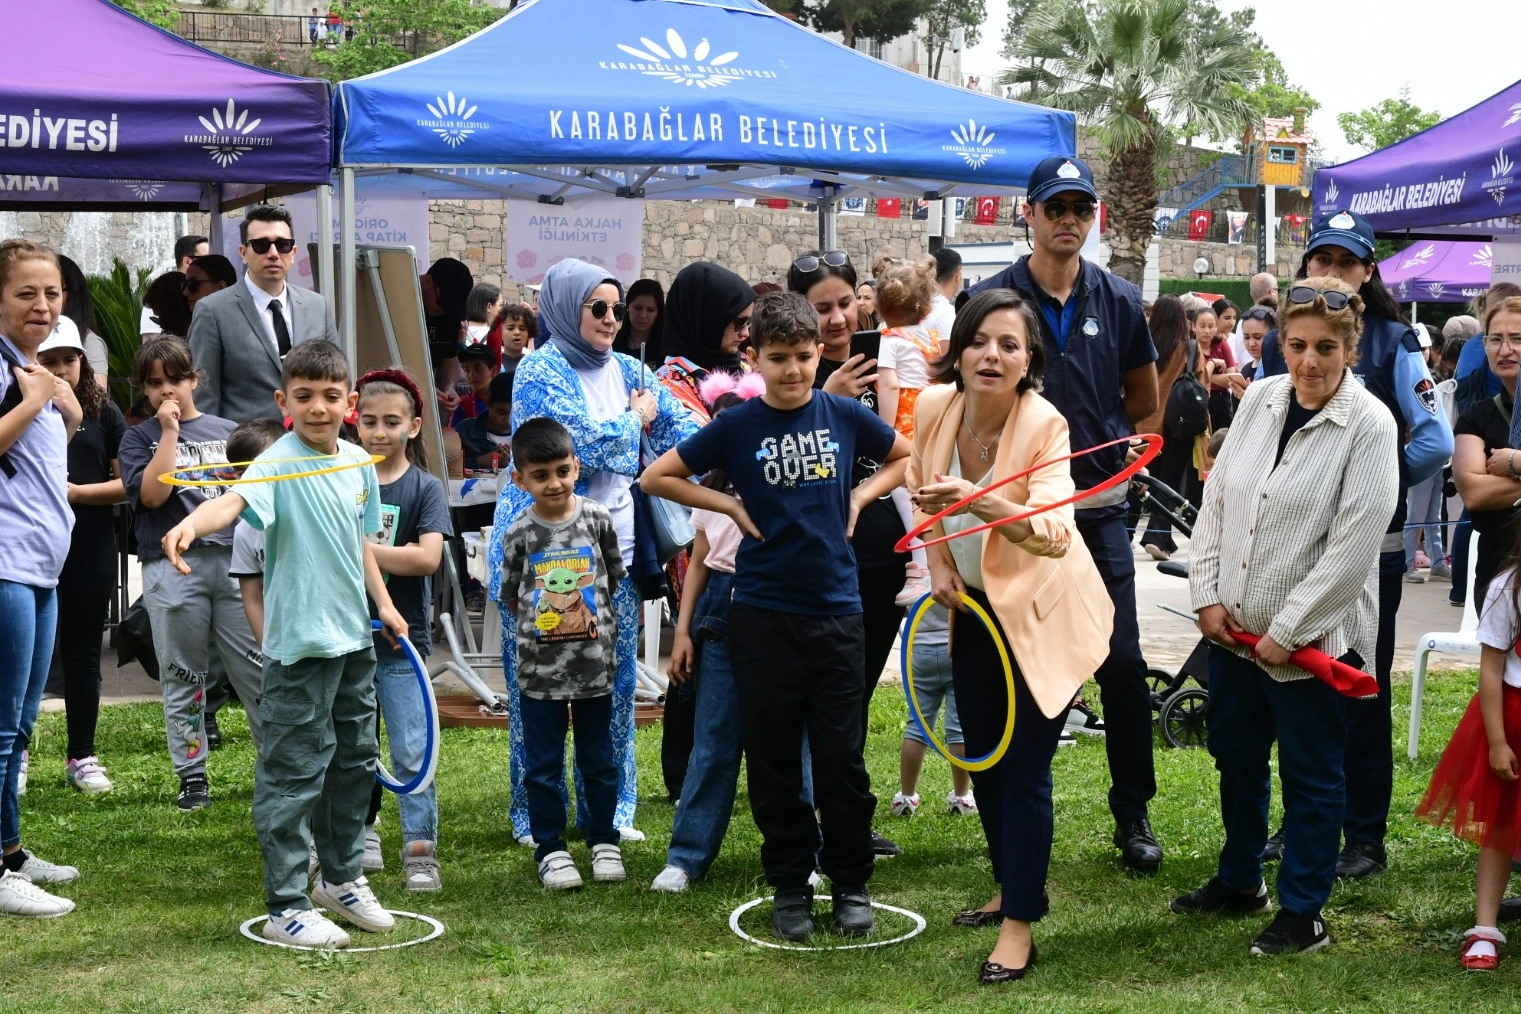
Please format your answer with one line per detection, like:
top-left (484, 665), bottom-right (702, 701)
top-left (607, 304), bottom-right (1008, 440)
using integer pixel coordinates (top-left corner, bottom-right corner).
top-left (970, 156), bottom-right (1164, 873)
top-left (1257, 210), bottom-right (1453, 878)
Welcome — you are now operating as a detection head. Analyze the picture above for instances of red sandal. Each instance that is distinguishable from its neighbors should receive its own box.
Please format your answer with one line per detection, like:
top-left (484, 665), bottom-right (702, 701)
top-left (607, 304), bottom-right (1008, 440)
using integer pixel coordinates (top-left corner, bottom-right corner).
top-left (1460, 927), bottom-right (1504, 971)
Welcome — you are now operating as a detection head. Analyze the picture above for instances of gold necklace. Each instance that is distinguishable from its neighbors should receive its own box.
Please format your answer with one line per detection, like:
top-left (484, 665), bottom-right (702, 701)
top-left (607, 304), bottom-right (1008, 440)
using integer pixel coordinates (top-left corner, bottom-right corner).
top-left (963, 417), bottom-right (998, 462)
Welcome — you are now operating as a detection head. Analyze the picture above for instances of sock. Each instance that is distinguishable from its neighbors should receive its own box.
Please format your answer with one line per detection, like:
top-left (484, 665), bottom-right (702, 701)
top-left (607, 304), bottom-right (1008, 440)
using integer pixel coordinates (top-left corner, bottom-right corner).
top-left (2, 850), bottom-right (28, 873)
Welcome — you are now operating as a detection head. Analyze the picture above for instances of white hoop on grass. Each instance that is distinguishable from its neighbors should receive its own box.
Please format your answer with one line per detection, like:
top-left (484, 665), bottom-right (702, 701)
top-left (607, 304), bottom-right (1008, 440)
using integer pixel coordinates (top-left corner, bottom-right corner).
top-left (239, 910), bottom-right (445, 952)
top-left (728, 896), bottom-right (926, 952)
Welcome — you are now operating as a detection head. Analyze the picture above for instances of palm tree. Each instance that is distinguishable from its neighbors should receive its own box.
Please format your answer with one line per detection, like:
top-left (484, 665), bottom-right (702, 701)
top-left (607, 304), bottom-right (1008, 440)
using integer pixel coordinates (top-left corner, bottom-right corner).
top-left (1002, 0), bottom-right (1258, 284)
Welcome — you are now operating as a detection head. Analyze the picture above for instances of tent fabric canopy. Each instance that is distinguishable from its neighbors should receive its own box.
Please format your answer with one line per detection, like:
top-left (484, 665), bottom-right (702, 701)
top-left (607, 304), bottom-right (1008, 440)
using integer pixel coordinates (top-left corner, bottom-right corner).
top-left (0, 0), bottom-right (331, 205)
top-left (1378, 240), bottom-right (1494, 303)
top-left (334, 0), bottom-right (1075, 201)
top-left (1312, 76), bottom-right (1521, 237)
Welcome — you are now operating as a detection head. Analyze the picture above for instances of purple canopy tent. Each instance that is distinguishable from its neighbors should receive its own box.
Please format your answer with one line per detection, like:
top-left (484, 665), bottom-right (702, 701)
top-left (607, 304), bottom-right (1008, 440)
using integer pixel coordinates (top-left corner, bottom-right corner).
top-left (1379, 240), bottom-right (1494, 303)
top-left (1313, 78), bottom-right (1521, 238)
top-left (0, 0), bottom-right (331, 212)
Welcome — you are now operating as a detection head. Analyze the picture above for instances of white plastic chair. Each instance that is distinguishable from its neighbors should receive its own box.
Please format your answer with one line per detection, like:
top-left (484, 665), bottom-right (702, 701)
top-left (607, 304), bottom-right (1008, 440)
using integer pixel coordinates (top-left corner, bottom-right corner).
top-left (1406, 529), bottom-right (1481, 759)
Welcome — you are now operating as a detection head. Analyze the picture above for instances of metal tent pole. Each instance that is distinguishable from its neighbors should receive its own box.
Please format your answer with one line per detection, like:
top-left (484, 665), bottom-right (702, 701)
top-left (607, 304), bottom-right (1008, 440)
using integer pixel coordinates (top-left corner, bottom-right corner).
top-left (315, 183), bottom-right (335, 303)
top-left (340, 167), bottom-right (357, 371)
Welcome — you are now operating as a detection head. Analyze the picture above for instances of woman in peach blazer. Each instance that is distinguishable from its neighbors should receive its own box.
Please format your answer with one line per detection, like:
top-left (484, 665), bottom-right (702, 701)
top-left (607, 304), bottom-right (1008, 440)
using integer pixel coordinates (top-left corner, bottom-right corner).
top-left (908, 289), bottom-right (1114, 984)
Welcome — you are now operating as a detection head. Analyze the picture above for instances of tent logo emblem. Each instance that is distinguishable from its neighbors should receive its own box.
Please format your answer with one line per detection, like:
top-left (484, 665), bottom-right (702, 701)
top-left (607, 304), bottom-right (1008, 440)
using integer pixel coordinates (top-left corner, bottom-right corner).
top-left (945, 120), bottom-right (1003, 170)
top-left (1426, 283), bottom-right (1446, 299)
top-left (186, 100), bottom-right (271, 167)
top-left (1325, 180), bottom-right (1339, 204)
top-left (1506, 103), bottom-right (1521, 129)
top-left (1400, 244), bottom-right (1435, 270)
top-left (1474, 244), bottom-right (1494, 268)
top-left (1486, 149), bottom-right (1514, 207)
top-left (612, 29), bottom-right (748, 88)
top-left (421, 92), bottom-right (486, 148)
top-left (115, 180), bottom-right (164, 201)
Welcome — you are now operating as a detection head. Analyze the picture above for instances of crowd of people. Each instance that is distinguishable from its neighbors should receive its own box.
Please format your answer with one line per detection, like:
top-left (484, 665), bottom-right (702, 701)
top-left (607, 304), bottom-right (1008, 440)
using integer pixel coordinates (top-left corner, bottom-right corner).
top-left (2, 152), bottom-right (1521, 979)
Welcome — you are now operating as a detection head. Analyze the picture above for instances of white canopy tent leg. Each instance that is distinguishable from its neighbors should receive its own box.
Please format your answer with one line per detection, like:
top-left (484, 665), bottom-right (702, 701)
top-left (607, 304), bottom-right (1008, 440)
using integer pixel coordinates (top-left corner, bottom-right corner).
top-left (315, 183), bottom-right (335, 305)
top-left (339, 167), bottom-right (357, 371)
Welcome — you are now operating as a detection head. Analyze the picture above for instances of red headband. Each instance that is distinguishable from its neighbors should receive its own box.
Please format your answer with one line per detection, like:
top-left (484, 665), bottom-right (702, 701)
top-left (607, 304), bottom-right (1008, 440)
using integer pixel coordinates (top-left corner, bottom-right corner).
top-left (356, 369), bottom-right (425, 418)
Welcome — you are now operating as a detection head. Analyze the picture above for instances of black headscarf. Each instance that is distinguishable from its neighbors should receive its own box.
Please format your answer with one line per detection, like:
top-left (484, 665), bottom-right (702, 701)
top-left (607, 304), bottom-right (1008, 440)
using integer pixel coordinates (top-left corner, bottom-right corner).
top-left (425, 257), bottom-right (474, 353)
top-left (661, 262), bottom-right (754, 372)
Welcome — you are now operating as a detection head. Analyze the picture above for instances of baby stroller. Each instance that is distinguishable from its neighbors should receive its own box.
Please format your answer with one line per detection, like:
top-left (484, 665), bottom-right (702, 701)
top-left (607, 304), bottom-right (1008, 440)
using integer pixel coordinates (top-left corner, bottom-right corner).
top-left (1130, 473), bottom-right (1209, 749)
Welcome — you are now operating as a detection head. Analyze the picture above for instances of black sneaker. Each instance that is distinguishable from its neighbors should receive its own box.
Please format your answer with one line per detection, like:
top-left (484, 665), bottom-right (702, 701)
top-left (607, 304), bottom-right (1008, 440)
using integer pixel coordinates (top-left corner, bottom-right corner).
top-left (771, 885), bottom-right (815, 941)
top-left (1334, 841), bottom-right (1386, 879)
top-left (871, 830), bottom-right (903, 858)
top-left (204, 712), bottom-right (222, 751)
top-left (177, 773), bottom-right (210, 811)
top-left (1170, 877), bottom-right (1271, 916)
top-left (832, 887), bottom-right (874, 936)
top-left (1262, 828), bottom-right (1285, 863)
top-left (1249, 909), bottom-right (1329, 955)
top-left (1113, 819), bottom-right (1163, 874)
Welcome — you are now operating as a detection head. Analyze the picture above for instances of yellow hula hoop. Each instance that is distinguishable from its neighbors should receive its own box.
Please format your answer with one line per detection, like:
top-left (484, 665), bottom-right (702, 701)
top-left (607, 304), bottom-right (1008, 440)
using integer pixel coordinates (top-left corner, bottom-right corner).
top-left (900, 592), bottom-right (1015, 771)
top-left (156, 453), bottom-right (384, 488)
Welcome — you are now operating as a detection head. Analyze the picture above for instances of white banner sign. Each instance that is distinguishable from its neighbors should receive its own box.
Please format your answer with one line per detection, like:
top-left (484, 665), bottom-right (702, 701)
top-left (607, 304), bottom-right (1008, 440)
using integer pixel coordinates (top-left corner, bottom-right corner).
top-left (507, 197), bottom-right (644, 286)
top-left (1493, 241), bottom-right (1521, 286)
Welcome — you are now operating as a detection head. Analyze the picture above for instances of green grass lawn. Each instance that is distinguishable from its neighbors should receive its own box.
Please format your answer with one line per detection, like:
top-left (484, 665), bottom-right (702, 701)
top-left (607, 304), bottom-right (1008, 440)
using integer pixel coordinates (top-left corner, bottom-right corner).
top-left (7, 668), bottom-right (1519, 1013)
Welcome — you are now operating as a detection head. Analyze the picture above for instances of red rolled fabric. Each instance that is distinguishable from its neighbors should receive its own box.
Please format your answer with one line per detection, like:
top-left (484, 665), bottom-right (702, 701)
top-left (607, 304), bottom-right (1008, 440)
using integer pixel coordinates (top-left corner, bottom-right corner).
top-left (1226, 630), bottom-right (1378, 699)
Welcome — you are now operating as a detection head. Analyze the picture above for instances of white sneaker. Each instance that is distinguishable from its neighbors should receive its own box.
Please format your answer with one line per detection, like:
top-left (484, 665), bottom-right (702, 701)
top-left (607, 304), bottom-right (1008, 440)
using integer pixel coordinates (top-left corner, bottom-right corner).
top-left (308, 842), bottom-right (320, 882)
top-left (650, 865), bottom-right (690, 892)
top-left (311, 875), bottom-right (395, 933)
top-left (362, 825), bottom-right (385, 872)
top-left (1404, 565), bottom-right (1427, 584)
top-left (401, 841), bottom-right (441, 893)
top-left (538, 850), bottom-right (583, 890)
top-left (889, 792), bottom-right (921, 817)
top-left (18, 852), bottom-right (79, 884)
top-left (807, 869), bottom-right (825, 889)
top-left (617, 826), bottom-right (646, 843)
top-left (894, 566), bottom-right (933, 608)
top-left (16, 749), bottom-right (26, 796)
top-left (947, 791), bottom-right (979, 816)
top-left (515, 832), bottom-right (535, 846)
top-left (65, 756), bottom-right (113, 795)
top-left (0, 869), bottom-right (72, 918)
top-left (591, 843), bottom-right (626, 883)
top-left (263, 906), bottom-right (351, 948)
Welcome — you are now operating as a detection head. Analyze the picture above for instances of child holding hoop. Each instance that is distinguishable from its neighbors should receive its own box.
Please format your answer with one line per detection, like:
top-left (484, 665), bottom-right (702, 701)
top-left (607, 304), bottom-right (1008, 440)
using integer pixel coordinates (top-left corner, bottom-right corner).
top-left (1417, 518), bottom-right (1521, 970)
top-left (118, 336), bottom-right (264, 813)
top-left (355, 370), bottom-right (452, 893)
top-left (162, 340), bottom-right (408, 950)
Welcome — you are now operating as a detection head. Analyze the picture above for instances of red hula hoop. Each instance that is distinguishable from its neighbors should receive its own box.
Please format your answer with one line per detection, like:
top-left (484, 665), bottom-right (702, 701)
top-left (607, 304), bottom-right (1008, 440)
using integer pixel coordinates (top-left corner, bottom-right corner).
top-left (894, 433), bottom-right (1163, 554)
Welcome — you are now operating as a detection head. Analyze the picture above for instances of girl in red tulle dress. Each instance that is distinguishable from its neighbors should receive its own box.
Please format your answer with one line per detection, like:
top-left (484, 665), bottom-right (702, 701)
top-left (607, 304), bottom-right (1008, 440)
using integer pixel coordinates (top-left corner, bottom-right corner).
top-left (1417, 553), bottom-right (1521, 971)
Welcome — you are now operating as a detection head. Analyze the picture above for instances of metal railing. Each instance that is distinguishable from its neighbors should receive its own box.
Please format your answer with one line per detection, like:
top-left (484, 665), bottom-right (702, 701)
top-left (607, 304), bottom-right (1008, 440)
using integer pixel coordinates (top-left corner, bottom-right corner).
top-left (173, 11), bottom-right (343, 46)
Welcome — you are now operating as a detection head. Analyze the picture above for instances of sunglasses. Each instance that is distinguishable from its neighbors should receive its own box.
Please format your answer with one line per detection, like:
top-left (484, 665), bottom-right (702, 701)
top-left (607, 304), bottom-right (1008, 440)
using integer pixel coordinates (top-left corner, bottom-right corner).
top-left (1040, 200), bottom-right (1097, 222)
top-left (792, 250), bottom-right (851, 274)
top-left (182, 277), bottom-right (210, 293)
top-left (1287, 285), bottom-right (1352, 310)
top-left (731, 314), bottom-right (751, 333)
top-left (246, 237), bottom-right (296, 255)
top-left (1241, 306), bottom-right (1277, 324)
top-left (582, 299), bottom-right (627, 322)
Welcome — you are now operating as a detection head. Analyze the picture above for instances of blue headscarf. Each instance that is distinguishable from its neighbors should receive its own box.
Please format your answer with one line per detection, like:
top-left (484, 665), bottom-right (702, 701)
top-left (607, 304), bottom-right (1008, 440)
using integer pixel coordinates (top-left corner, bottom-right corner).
top-left (541, 258), bottom-right (620, 373)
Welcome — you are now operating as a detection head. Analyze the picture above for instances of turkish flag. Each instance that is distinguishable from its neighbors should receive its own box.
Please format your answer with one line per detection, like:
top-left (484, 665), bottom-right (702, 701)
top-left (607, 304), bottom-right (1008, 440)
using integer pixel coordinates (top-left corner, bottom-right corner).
top-left (1227, 630), bottom-right (1378, 699)
top-left (975, 196), bottom-right (999, 225)
top-left (1187, 210), bottom-right (1213, 241)
top-left (764, 198), bottom-right (789, 210)
top-left (877, 197), bottom-right (901, 219)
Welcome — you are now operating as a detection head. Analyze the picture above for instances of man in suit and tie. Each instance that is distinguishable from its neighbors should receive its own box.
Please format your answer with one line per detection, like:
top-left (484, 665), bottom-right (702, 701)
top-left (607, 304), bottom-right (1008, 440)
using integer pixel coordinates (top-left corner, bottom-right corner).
top-left (188, 204), bottom-right (339, 423)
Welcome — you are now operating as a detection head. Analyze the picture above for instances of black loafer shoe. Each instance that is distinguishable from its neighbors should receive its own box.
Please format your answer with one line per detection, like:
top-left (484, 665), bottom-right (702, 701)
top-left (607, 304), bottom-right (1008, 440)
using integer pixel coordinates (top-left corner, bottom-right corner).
top-left (980, 943), bottom-right (1037, 984)
top-left (1261, 827), bottom-right (1285, 863)
top-left (1499, 896), bottom-right (1521, 923)
top-left (953, 909), bottom-right (1003, 927)
top-left (771, 886), bottom-right (815, 941)
top-left (832, 887), bottom-right (874, 936)
top-left (1334, 842), bottom-right (1386, 880)
top-left (1114, 819), bottom-right (1163, 874)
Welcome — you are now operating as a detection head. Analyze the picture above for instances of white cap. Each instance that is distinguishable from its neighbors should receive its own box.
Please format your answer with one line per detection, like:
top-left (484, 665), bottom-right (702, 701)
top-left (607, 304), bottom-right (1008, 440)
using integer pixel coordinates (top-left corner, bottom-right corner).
top-left (1413, 322), bottom-right (1432, 349)
top-left (38, 315), bottom-right (83, 354)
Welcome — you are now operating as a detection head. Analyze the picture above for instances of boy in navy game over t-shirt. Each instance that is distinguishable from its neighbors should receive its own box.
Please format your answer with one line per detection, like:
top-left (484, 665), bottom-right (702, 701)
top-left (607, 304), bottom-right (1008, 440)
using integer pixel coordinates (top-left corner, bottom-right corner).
top-left (641, 291), bottom-right (910, 942)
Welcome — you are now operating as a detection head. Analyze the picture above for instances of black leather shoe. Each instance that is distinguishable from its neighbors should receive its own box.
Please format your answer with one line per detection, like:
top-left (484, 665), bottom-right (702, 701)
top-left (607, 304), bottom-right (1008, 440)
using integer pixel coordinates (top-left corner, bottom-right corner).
top-left (980, 943), bottom-right (1037, 984)
top-left (771, 886), bottom-right (815, 941)
top-left (1334, 842), bottom-right (1386, 879)
top-left (1261, 827), bottom-right (1285, 863)
top-left (832, 887), bottom-right (874, 936)
top-left (954, 892), bottom-right (1048, 925)
top-left (204, 711), bottom-right (222, 751)
top-left (871, 830), bottom-right (903, 857)
top-left (1499, 896), bottom-right (1521, 923)
top-left (1114, 819), bottom-right (1163, 874)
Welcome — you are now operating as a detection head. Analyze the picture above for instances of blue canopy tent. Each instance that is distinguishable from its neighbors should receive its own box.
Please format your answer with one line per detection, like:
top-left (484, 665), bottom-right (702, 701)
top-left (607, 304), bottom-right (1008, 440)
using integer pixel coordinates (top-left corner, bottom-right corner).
top-left (331, 0), bottom-right (1076, 344)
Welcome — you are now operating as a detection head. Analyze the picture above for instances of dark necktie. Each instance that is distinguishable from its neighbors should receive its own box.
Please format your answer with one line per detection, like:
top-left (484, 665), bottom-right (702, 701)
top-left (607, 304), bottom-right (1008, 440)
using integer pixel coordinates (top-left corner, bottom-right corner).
top-left (269, 298), bottom-right (292, 357)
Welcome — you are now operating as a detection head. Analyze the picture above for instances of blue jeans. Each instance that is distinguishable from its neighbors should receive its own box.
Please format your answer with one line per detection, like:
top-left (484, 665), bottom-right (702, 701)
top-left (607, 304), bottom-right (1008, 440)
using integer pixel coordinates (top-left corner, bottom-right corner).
top-left (1404, 474), bottom-right (1445, 569)
top-left (903, 638), bottom-right (962, 747)
top-left (0, 581), bottom-right (56, 848)
top-left (1208, 646), bottom-right (1348, 915)
top-left (374, 655), bottom-right (439, 844)
top-left (520, 693), bottom-right (619, 863)
top-left (665, 572), bottom-right (814, 880)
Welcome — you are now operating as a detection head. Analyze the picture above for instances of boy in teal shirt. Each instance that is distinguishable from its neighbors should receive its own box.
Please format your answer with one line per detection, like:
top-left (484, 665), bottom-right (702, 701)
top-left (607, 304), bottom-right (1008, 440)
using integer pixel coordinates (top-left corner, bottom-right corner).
top-left (163, 341), bottom-right (408, 950)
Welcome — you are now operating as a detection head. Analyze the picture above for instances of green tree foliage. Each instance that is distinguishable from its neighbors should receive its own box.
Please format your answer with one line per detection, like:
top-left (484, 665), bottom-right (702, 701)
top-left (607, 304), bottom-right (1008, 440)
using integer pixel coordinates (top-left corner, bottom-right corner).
top-left (110, 0), bottom-right (179, 29)
top-left (310, 0), bottom-right (507, 82)
top-left (922, 0), bottom-right (984, 81)
top-left (802, 0), bottom-right (927, 50)
top-left (1002, 0), bottom-right (1259, 284)
top-left (87, 260), bottom-right (154, 410)
top-left (1338, 86), bottom-right (1442, 152)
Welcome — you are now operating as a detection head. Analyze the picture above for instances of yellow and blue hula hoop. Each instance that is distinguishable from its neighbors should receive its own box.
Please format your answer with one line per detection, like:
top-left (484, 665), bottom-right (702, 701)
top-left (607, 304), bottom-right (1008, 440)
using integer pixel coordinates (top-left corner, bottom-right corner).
top-left (899, 592), bottom-right (1015, 771)
top-left (158, 453), bottom-right (384, 488)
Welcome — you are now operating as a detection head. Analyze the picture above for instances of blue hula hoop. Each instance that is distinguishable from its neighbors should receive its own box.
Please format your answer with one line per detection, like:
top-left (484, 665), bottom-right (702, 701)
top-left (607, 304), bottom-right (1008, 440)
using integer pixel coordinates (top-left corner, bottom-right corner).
top-left (370, 620), bottom-right (441, 796)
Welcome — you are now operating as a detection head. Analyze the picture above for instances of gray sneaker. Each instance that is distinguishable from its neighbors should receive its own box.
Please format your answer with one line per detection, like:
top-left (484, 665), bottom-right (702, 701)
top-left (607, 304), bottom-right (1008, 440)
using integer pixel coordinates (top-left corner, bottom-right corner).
top-left (362, 825), bottom-right (384, 872)
top-left (401, 841), bottom-right (441, 893)
top-left (1429, 562), bottom-right (1452, 582)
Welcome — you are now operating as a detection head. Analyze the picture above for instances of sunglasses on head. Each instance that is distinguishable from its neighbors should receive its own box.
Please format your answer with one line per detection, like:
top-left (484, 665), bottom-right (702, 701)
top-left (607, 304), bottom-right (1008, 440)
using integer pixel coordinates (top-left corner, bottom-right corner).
top-left (246, 237), bottom-right (296, 255)
top-left (582, 299), bottom-right (627, 322)
top-left (792, 250), bottom-right (851, 274)
top-left (1242, 306), bottom-right (1277, 324)
top-left (1039, 199), bottom-right (1097, 222)
top-left (1287, 285), bottom-right (1353, 310)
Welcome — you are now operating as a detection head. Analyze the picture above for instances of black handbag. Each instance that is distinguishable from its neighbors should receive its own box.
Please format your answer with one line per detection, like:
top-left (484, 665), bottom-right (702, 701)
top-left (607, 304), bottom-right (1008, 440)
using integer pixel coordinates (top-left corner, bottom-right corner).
top-left (112, 595), bottom-right (160, 681)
